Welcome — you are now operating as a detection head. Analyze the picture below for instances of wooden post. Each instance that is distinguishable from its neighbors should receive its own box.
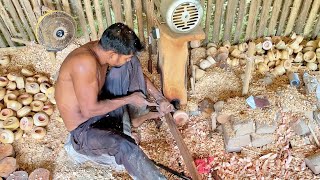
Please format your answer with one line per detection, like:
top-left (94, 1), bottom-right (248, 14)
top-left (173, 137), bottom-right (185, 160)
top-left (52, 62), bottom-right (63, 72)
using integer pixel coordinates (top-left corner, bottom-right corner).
top-left (135, 0), bottom-right (144, 43)
top-left (212, 0), bottom-right (223, 43)
top-left (0, 1), bottom-right (18, 36)
top-left (276, 0), bottom-right (292, 35)
top-left (61, 0), bottom-right (71, 14)
top-left (0, 35), bottom-right (6, 47)
top-left (242, 42), bottom-right (255, 95)
top-left (20, 0), bottom-right (38, 33)
top-left (103, 0), bottom-right (112, 27)
top-left (84, 0), bottom-right (98, 40)
top-left (94, 0), bottom-right (104, 38)
top-left (159, 24), bottom-right (205, 105)
top-left (72, 0), bottom-right (90, 42)
top-left (267, 0), bottom-right (282, 36)
top-left (303, 0), bottom-right (320, 36)
top-left (0, 18), bottom-right (14, 46)
top-left (123, 0), bottom-right (133, 29)
top-left (284, 0), bottom-right (302, 36)
top-left (12, 0), bottom-right (35, 41)
top-left (4, 0), bottom-right (28, 40)
top-left (257, 0), bottom-right (272, 38)
top-left (244, 0), bottom-right (260, 41)
top-left (204, 0), bottom-right (213, 43)
top-left (233, 0), bottom-right (246, 43)
top-left (294, 0), bottom-right (313, 34)
top-left (110, 0), bottom-right (122, 23)
top-left (223, 0), bottom-right (238, 42)
top-left (312, 17), bottom-right (320, 39)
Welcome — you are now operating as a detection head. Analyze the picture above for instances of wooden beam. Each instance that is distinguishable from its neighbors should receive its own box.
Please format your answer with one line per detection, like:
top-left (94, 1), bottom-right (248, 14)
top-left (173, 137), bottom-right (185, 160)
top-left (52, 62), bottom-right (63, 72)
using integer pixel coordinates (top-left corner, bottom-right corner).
top-left (267, 0), bottom-right (282, 36)
top-left (312, 17), bottom-right (320, 39)
top-left (303, 0), bottom-right (320, 36)
top-left (223, 0), bottom-right (238, 42)
top-left (212, 0), bottom-right (224, 43)
top-left (135, 0), bottom-right (144, 43)
top-left (233, 0), bottom-right (246, 43)
top-left (3, 0), bottom-right (28, 40)
top-left (123, 0), bottom-right (133, 29)
top-left (103, 0), bottom-right (112, 27)
top-left (294, 0), bottom-right (313, 34)
top-left (276, 0), bottom-right (292, 35)
top-left (204, 0), bottom-right (213, 43)
top-left (0, 1), bottom-right (18, 36)
top-left (12, 0), bottom-right (35, 41)
top-left (256, 0), bottom-right (272, 38)
top-left (61, 0), bottom-right (71, 14)
top-left (94, 0), bottom-right (104, 38)
top-left (110, 0), bottom-right (122, 23)
top-left (244, 0), bottom-right (261, 41)
top-left (284, 0), bottom-right (302, 36)
top-left (0, 34), bottom-right (6, 47)
top-left (20, 0), bottom-right (38, 33)
top-left (72, 0), bottom-right (90, 42)
top-left (0, 18), bottom-right (14, 46)
top-left (84, 0), bottom-right (98, 40)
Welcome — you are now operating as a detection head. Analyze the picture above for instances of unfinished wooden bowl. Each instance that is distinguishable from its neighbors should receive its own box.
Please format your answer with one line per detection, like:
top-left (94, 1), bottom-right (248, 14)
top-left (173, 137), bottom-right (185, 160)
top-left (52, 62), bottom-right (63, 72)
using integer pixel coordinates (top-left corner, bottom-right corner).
top-left (173, 110), bottom-right (189, 126)
top-left (206, 47), bottom-right (217, 57)
top-left (0, 129), bottom-right (14, 144)
top-left (34, 93), bottom-right (47, 102)
top-left (25, 82), bottom-right (40, 94)
top-left (0, 109), bottom-right (15, 120)
top-left (307, 62), bottom-right (318, 71)
top-left (272, 65), bottom-right (286, 76)
top-left (6, 81), bottom-right (16, 90)
top-left (0, 88), bottom-right (5, 101)
top-left (25, 77), bottom-right (36, 83)
top-left (30, 101), bottom-right (44, 112)
top-left (17, 93), bottom-right (33, 106)
top-left (275, 40), bottom-right (287, 50)
top-left (17, 106), bottom-right (31, 118)
top-left (6, 100), bottom-right (22, 111)
top-left (294, 52), bottom-right (304, 63)
top-left (33, 112), bottom-right (49, 127)
top-left (20, 117), bottom-right (34, 131)
top-left (4, 94), bottom-right (17, 105)
top-left (42, 105), bottom-right (53, 116)
top-left (3, 117), bottom-right (19, 130)
top-left (238, 43), bottom-right (248, 52)
top-left (257, 62), bottom-right (269, 74)
top-left (21, 68), bottom-right (34, 77)
top-left (304, 51), bottom-right (316, 63)
top-left (199, 59), bottom-right (211, 70)
top-left (37, 76), bottom-right (49, 84)
top-left (0, 77), bottom-right (9, 87)
top-left (0, 55), bottom-right (10, 66)
top-left (15, 77), bottom-right (25, 90)
top-left (31, 127), bottom-right (46, 139)
top-left (7, 72), bottom-right (18, 81)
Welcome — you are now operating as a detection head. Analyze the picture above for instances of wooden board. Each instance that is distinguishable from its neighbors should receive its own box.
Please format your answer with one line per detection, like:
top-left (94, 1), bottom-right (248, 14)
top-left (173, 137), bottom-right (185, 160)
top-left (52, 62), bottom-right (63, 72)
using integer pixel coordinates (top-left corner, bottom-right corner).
top-left (0, 34), bottom-right (6, 47)
top-left (212, 0), bottom-right (224, 43)
top-left (135, 0), bottom-right (144, 43)
top-left (223, 0), bottom-right (238, 42)
top-left (94, 0), bottom-right (104, 38)
top-left (123, 0), bottom-right (133, 29)
top-left (233, 0), bottom-right (246, 43)
top-left (164, 114), bottom-right (200, 180)
top-left (73, 0), bottom-right (90, 42)
top-left (3, 0), bottom-right (28, 40)
top-left (204, 0), bottom-right (213, 43)
top-left (267, 0), bottom-right (282, 36)
top-left (84, 0), bottom-right (98, 40)
top-left (244, 0), bottom-right (260, 41)
top-left (284, 0), bottom-right (302, 36)
top-left (276, 0), bottom-right (292, 35)
top-left (103, 0), bottom-right (112, 27)
top-left (20, 0), bottom-right (38, 33)
top-left (294, 0), bottom-right (313, 34)
top-left (303, 0), bottom-right (319, 36)
top-left (12, 0), bottom-right (35, 41)
top-left (256, 0), bottom-right (272, 38)
top-left (61, 0), bottom-right (71, 14)
top-left (111, 0), bottom-right (122, 23)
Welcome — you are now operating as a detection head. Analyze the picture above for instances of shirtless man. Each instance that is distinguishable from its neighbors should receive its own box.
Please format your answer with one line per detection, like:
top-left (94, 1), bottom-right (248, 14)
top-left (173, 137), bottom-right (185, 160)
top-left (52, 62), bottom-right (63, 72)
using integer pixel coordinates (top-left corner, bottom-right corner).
top-left (55, 23), bottom-right (172, 179)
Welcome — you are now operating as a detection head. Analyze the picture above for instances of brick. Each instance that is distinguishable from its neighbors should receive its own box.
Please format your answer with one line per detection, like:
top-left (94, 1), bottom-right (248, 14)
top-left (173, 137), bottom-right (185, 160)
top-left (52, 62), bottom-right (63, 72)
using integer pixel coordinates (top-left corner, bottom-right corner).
top-left (305, 151), bottom-right (320, 174)
top-left (233, 120), bottom-right (255, 136)
top-left (222, 123), bottom-right (251, 152)
top-left (290, 119), bottom-right (310, 136)
top-left (256, 121), bottom-right (277, 134)
top-left (251, 133), bottom-right (274, 147)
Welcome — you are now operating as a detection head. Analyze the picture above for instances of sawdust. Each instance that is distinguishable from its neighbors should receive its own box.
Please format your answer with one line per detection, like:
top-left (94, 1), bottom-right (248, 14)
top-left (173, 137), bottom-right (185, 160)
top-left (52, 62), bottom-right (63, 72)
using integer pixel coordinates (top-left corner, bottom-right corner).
top-left (0, 38), bottom-right (319, 179)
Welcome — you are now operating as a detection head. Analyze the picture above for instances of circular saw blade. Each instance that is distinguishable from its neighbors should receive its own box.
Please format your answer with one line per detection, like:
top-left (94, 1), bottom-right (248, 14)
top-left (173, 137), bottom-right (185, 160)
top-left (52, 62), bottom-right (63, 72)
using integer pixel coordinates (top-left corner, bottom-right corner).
top-left (36, 11), bottom-right (76, 51)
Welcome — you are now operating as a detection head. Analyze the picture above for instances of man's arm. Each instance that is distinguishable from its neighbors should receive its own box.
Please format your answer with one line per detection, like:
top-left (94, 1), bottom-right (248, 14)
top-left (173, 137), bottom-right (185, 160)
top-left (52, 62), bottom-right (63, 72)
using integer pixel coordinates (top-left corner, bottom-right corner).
top-left (71, 57), bottom-right (149, 119)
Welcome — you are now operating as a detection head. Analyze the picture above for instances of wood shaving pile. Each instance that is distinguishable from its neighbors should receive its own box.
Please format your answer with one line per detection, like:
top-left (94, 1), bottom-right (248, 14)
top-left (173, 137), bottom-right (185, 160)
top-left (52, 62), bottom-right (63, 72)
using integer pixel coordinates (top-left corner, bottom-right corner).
top-left (0, 39), bottom-right (319, 179)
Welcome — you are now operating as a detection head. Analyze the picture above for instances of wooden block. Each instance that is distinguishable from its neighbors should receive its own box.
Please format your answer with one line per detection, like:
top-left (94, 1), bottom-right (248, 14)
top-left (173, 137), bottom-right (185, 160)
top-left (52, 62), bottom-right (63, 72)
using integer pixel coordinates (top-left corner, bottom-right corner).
top-left (305, 151), bottom-right (320, 174)
top-left (0, 144), bottom-right (14, 161)
top-left (159, 24), bottom-right (205, 105)
top-left (0, 157), bottom-right (17, 178)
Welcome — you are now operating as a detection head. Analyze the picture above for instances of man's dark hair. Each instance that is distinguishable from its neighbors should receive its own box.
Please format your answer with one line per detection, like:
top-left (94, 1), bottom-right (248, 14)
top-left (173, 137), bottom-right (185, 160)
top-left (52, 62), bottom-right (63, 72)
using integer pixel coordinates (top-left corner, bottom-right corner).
top-left (99, 23), bottom-right (144, 55)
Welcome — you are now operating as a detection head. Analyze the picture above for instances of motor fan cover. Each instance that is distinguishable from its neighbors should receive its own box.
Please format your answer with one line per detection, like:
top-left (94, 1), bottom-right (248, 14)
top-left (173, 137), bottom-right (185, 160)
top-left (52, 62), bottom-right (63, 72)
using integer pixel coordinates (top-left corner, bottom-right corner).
top-left (35, 11), bottom-right (76, 51)
top-left (160, 0), bottom-right (203, 34)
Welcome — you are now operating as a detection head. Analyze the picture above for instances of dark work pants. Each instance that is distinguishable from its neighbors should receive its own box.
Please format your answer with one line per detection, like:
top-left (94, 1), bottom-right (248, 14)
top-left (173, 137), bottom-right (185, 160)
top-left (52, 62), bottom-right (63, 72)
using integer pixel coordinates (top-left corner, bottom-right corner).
top-left (70, 57), bottom-right (166, 180)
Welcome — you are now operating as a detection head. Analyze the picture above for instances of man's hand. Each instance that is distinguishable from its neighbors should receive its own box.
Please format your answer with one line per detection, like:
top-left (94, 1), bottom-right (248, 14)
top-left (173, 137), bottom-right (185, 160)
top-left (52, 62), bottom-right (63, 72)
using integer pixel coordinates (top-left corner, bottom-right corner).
top-left (128, 92), bottom-right (158, 107)
top-left (157, 99), bottom-right (174, 116)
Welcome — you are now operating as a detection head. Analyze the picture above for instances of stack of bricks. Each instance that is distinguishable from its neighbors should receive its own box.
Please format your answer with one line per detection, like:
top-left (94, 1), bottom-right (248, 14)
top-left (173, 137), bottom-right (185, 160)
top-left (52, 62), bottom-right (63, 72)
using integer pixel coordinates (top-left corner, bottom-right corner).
top-left (222, 114), bottom-right (277, 152)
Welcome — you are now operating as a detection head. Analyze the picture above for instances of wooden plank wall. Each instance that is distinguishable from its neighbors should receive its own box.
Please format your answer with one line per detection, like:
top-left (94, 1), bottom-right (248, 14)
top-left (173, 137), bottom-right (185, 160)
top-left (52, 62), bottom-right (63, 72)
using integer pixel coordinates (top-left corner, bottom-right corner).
top-left (0, 0), bottom-right (320, 47)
